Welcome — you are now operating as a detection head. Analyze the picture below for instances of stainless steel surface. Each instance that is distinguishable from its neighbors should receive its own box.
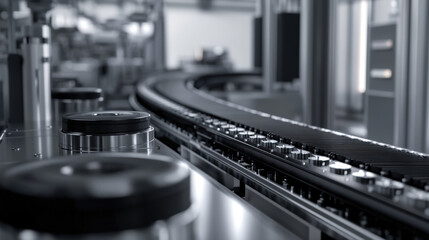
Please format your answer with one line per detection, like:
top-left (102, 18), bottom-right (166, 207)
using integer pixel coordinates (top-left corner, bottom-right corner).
top-left (59, 127), bottom-right (155, 153)
top-left (21, 25), bottom-right (52, 129)
top-left (0, 125), bottom-right (58, 162)
top-left (0, 126), bottom-right (299, 240)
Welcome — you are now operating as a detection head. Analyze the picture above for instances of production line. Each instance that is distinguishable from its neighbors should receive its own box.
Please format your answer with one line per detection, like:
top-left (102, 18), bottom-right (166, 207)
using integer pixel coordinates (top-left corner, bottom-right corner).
top-left (1, 0), bottom-right (429, 239)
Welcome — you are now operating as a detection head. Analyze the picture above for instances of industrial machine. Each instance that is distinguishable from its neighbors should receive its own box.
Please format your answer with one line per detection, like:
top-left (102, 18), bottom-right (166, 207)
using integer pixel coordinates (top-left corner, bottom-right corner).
top-left (1, 0), bottom-right (429, 239)
top-left (129, 71), bottom-right (429, 240)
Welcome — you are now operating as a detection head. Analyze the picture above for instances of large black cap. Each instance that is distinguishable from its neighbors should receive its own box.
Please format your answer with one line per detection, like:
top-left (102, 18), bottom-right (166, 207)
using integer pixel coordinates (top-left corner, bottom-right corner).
top-left (62, 111), bottom-right (150, 134)
top-left (52, 87), bottom-right (102, 100)
top-left (0, 153), bottom-right (191, 234)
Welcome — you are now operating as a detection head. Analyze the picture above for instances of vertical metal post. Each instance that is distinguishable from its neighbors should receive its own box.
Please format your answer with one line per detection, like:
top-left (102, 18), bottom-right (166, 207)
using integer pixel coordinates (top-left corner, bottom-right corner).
top-left (154, 0), bottom-right (165, 72)
top-left (394, 0), bottom-right (409, 148)
top-left (21, 25), bottom-right (52, 129)
top-left (326, 0), bottom-right (337, 130)
top-left (262, 0), bottom-right (277, 93)
top-left (407, 0), bottom-right (428, 152)
top-left (300, 0), bottom-right (331, 127)
top-left (253, 0), bottom-right (263, 69)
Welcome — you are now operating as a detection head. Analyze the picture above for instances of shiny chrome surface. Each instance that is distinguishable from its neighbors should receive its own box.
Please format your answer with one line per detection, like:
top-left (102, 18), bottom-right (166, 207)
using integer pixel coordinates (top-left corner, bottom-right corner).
top-left (289, 149), bottom-right (310, 160)
top-left (59, 127), bottom-right (154, 153)
top-left (352, 170), bottom-right (377, 184)
top-left (0, 125), bottom-right (58, 162)
top-left (329, 162), bottom-right (352, 175)
top-left (308, 155), bottom-right (330, 166)
top-left (275, 143), bottom-right (294, 155)
top-left (0, 125), bottom-right (298, 240)
top-left (21, 25), bottom-right (52, 129)
top-left (261, 139), bottom-right (278, 149)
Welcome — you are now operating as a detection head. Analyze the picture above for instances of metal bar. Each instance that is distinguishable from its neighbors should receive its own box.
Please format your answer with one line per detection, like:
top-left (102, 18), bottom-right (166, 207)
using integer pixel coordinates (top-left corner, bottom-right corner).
top-left (262, 0), bottom-right (277, 93)
top-left (301, 0), bottom-right (330, 127)
top-left (326, 0), bottom-right (337, 130)
top-left (393, 0), bottom-right (410, 148)
top-left (407, 0), bottom-right (428, 152)
top-left (164, 0), bottom-right (255, 11)
top-left (7, 0), bottom-right (16, 54)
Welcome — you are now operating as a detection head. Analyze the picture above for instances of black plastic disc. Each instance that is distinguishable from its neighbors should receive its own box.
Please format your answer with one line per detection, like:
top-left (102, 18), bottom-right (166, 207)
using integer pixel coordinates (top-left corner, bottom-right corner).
top-left (0, 153), bottom-right (191, 234)
top-left (52, 87), bottom-right (102, 100)
top-left (62, 111), bottom-right (150, 134)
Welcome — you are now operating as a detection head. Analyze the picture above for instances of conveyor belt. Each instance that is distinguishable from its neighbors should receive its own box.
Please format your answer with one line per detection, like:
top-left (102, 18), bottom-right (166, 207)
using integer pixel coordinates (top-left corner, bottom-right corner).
top-left (149, 73), bottom-right (429, 190)
top-left (135, 72), bottom-right (429, 239)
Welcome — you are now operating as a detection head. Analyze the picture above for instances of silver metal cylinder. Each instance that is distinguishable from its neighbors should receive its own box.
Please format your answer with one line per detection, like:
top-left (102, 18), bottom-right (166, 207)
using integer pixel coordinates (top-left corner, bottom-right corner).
top-left (21, 24), bottom-right (52, 129)
top-left (52, 88), bottom-right (103, 122)
top-left (59, 111), bottom-right (154, 154)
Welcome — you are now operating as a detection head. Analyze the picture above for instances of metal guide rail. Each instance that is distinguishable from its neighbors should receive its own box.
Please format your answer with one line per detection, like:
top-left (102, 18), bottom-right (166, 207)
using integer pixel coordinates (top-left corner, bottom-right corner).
top-left (132, 72), bottom-right (429, 240)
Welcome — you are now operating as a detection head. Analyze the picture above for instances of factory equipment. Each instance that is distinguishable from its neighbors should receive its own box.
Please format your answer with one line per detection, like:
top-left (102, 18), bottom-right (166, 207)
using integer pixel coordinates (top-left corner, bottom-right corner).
top-left (130, 71), bottom-right (429, 239)
top-left (59, 111), bottom-right (154, 153)
top-left (7, 0), bottom-right (53, 129)
top-left (1, 0), bottom-right (429, 240)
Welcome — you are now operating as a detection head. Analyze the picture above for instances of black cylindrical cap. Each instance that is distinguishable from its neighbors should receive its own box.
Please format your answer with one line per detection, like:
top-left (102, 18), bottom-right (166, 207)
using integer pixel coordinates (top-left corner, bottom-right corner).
top-left (52, 87), bottom-right (102, 100)
top-left (0, 153), bottom-right (191, 234)
top-left (62, 111), bottom-right (150, 134)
